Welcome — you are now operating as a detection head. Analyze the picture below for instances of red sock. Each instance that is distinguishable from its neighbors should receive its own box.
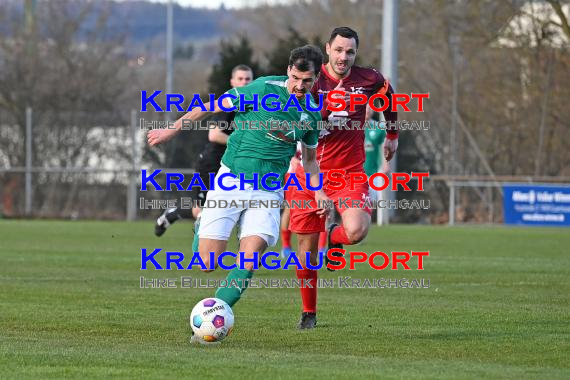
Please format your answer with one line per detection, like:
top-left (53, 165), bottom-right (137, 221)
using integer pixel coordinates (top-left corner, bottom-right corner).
top-left (296, 268), bottom-right (318, 313)
top-left (318, 231), bottom-right (327, 250)
top-left (331, 225), bottom-right (352, 245)
top-left (281, 229), bottom-right (292, 248)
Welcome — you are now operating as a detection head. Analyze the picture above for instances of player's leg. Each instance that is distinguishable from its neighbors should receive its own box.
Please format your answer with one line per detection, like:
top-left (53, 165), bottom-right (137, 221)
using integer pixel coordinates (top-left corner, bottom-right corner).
top-left (190, 185), bottom-right (241, 345)
top-left (326, 184), bottom-right (372, 271)
top-left (154, 170), bottom-right (209, 237)
top-left (331, 208), bottom-right (370, 244)
top-left (214, 235), bottom-right (267, 307)
top-left (326, 210), bottom-right (371, 270)
top-left (197, 238), bottom-right (227, 272)
top-left (289, 180), bottom-right (326, 328)
top-left (215, 189), bottom-right (281, 308)
top-left (197, 201), bottom-right (243, 269)
top-left (280, 174), bottom-right (295, 258)
top-left (189, 235), bottom-right (230, 346)
top-left (190, 186), bottom-right (209, 252)
top-left (191, 159), bottom-right (234, 250)
top-left (190, 163), bottom-right (219, 249)
top-left (326, 210), bottom-right (370, 270)
top-left (154, 207), bottom-right (181, 237)
top-left (296, 232), bottom-right (320, 329)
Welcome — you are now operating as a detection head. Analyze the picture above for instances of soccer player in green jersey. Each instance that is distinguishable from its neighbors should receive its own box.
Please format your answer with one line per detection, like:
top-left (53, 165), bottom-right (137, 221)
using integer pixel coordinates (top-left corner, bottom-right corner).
top-left (147, 45), bottom-right (330, 340)
top-left (364, 105), bottom-right (388, 181)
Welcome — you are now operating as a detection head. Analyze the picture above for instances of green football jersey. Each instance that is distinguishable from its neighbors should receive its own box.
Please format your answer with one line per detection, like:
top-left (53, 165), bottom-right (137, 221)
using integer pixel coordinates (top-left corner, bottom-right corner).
top-left (364, 120), bottom-right (387, 177)
top-left (221, 76), bottom-right (321, 188)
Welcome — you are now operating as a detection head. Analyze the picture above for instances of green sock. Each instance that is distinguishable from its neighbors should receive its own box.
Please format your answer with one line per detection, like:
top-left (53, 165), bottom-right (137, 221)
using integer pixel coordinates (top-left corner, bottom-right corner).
top-left (215, 268), bottom-right (254, 307)
top-left (191, 216), bottom-right (200, 252)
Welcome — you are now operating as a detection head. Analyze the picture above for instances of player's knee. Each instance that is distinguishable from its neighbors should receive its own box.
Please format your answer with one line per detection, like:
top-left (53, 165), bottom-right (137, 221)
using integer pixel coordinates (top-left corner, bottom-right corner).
top-left (295, 250), bottom-right (318, 267)
top-left (345, 223), bottom-right (369, 244)
top-left (308, 251), bottom-right (320, 267)
top-left (297, 234), bottom-right (319, 265)
top-left (200, 261), bottom-right (216, 272)
top-left (200, 255), bottom-right (216, 273)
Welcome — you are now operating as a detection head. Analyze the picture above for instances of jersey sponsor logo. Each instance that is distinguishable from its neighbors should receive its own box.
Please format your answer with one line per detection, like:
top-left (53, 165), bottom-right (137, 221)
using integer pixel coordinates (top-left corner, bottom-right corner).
top-left (317, 87), bottom-right (370, 95)
top-left (350, 86), bottom-right (366, 94)
top-left (268, 130), bottom-right (296, 144)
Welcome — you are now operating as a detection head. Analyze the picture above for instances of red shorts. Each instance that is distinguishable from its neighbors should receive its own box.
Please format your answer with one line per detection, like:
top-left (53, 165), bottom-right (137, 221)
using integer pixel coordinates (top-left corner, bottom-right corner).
top-left (289, 169), bottom-right (372, 234)
top-left (284, 173), bottom-right (294, 202)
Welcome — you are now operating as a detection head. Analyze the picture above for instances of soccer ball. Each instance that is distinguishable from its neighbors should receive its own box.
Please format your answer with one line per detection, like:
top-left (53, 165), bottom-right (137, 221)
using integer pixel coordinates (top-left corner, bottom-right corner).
top-left (190, 298), bottom-right (234, 343)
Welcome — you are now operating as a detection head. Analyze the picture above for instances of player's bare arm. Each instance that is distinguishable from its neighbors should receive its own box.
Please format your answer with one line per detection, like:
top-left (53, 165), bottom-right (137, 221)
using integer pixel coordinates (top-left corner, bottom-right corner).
top-left (147, 98), bottom-right (231, 146)
top-left (384, 137), bottom-right (398, 162)
top-left (208, 128), bottom-right (229, 145)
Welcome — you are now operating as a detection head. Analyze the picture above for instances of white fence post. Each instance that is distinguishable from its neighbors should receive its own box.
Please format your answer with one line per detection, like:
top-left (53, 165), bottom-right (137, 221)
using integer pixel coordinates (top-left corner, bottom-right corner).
top-left (449, 180), bottom-right (455, 225)
top-left (126, 110), bottom-right (138, 221)
top-left (25, 106), bottom-right (32, 215)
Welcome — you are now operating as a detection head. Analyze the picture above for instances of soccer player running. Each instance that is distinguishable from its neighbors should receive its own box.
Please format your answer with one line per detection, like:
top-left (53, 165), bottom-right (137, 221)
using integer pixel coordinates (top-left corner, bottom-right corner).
top-left (289, 27), bottom-right (398, 329)
top-left (154, 65), bottom-right (254, 237)
top-left (280, 143), bottom-right (302, 259)
top-left (147, 45), bottom-right (330, 341)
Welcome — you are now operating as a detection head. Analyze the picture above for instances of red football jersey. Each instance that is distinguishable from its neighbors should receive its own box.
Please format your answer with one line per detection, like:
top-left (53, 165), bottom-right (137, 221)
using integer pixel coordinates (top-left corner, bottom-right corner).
top-left (310, 64), bottom-right (397, 173)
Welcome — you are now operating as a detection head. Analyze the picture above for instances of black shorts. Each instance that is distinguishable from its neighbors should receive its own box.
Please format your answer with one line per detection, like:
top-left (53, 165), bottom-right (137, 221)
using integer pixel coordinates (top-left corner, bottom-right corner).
top-left (193, 155), bottom-right (222, 207)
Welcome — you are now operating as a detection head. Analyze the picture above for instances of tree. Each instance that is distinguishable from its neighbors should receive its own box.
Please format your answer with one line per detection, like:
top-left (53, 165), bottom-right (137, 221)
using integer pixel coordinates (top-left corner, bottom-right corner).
top-left (207, 35), bottom-right (262, 96)
top-left (0, 1), bottom-right (137, 217)
top-left (159, 35), bottom-right (262, 170)
top-left (547, 0), bottom-right (570, 42)
top-left (0, 1), bottom-right (134, 168)
top-left (174, 43), bottom-right (194, 60)
top-left (265, 27), bottom-right (309, 75)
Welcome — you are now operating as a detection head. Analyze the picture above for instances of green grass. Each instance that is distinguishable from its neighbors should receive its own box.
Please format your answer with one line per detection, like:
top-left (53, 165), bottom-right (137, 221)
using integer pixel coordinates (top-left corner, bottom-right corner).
top-left (0, 220), bottom-right (569, 379)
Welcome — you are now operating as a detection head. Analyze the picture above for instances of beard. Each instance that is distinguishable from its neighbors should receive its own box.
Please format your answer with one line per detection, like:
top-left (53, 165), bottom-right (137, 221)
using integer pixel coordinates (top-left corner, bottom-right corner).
top-left (332, 61), bottom-right (350, 75)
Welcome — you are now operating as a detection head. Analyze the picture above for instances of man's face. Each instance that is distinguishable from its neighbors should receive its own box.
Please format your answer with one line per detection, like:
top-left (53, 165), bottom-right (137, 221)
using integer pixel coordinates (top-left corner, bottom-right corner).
top-left (230, 69), bottom-right (253, 88)
top-left (287, 65), bottom-right (316, 98)
top-left (326, 35), bottom-right (357, 77)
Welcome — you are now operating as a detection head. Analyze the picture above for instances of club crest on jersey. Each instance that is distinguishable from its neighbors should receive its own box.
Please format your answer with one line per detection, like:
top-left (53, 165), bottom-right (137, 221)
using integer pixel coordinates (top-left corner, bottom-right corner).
top-left (350, 86), bottom-right (367, 94)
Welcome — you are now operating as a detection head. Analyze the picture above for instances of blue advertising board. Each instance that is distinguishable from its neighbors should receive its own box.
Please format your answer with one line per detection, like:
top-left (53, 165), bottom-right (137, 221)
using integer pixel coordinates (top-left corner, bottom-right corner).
top-left (503, 184), bottom-right (570, 226)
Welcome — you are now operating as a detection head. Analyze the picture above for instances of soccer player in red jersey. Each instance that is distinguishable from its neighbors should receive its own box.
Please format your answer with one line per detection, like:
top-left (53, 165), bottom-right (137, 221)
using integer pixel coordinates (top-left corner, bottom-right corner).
top-left (280, 144), bottom-right (302, 259)
top-left (289, 27), bottom-right (399, 329)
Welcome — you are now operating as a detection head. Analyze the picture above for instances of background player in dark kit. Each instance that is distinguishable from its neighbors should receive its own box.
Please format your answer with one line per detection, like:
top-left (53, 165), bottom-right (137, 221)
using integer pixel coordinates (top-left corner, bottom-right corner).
top-left (154, 65), bottom-right (254, 236)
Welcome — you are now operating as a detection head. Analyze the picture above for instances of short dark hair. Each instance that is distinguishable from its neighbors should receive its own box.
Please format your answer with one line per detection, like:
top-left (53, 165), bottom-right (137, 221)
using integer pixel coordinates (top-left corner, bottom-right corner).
top-left (288, 45), bottom-right (323, 76)
top-left (329, 26), bottom-right (359, 48)
top-left (231, 64), bottom-right (253, 76)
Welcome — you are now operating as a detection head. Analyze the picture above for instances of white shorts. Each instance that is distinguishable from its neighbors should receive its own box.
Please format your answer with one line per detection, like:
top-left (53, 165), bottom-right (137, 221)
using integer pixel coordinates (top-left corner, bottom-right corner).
top-left (198, 164), bottom-right (283, 247)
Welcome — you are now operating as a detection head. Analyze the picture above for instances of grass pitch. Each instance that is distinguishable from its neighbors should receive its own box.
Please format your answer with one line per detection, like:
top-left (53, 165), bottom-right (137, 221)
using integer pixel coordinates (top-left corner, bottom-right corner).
top-left (0, 220), bottom-right (569, 379)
